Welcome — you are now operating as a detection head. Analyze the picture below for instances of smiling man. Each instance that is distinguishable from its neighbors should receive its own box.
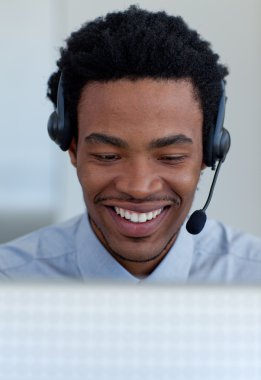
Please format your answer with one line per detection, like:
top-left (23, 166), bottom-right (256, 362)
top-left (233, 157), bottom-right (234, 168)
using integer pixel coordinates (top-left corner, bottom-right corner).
top-left (0, 6), bottom-right (260, 282)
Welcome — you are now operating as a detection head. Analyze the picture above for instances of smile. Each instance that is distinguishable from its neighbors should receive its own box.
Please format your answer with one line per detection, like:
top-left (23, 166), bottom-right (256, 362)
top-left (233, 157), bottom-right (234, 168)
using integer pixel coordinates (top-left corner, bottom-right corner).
top-left (106, 204), bottom-right (171, 238)
top-left (114, 206), bottom-right (163, 223)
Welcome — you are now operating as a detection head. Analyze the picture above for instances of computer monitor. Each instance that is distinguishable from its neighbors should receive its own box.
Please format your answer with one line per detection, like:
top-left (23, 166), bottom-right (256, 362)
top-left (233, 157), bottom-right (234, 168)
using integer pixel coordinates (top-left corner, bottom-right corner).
top-left (0, 283), bottom-right (260, 380)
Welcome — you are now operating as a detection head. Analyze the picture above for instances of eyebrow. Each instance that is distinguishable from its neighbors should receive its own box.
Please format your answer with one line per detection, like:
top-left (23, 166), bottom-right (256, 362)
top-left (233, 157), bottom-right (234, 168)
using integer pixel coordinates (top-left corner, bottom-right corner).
top-left (149, 134), bottom-right (193, 149)
top-left (85, 132), bottom-right (193, 149)
top-left (85, 133), bottom-right (128, 148)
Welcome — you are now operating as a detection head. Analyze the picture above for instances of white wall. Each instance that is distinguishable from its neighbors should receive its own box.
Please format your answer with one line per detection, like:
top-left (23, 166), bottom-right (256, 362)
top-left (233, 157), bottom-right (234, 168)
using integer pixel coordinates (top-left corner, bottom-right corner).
top-left (0, 1), bottom-right (58, 241)
top-left (1, 0), bottom-right (260, 239)
top-left (0, 1), bottom-right (53, 212)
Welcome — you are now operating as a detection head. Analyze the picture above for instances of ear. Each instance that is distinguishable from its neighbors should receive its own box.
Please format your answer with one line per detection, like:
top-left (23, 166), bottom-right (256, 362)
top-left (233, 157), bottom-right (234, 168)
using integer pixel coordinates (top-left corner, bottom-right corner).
top-left (68, 138), bottom-right (77, 167)
top-left (201, 161), bottom-right (207, 171)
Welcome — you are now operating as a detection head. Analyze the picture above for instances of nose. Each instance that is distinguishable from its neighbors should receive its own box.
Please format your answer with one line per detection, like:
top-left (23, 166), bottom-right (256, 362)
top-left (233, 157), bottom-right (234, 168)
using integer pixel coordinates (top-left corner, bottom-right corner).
top-left (114, 159), bottom-right (163, 199)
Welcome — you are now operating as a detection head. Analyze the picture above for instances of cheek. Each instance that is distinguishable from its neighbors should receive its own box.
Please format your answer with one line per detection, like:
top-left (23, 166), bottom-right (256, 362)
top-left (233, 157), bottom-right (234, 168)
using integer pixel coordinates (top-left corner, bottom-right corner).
top-left (165, 164), bottom-right (202, 198)
top-left (76, 163), bottom-right (113, 202)
top-left (181, 168), bottom-right (201, 191)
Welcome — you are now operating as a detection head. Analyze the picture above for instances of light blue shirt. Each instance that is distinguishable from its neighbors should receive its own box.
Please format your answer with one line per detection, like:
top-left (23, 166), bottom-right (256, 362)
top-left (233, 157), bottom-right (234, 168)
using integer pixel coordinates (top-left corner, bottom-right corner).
top-left (0, 213), bottom-right (260, 282)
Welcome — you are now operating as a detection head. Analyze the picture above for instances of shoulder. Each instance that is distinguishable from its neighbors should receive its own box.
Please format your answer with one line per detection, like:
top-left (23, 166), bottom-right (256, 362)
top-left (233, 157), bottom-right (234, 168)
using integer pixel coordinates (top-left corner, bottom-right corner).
top-left (191, 219), bottom-right (261, 282)
top-left (0, 214), bottom-right (84, 277)
top-left (196, 219), bottom-right (261, 260)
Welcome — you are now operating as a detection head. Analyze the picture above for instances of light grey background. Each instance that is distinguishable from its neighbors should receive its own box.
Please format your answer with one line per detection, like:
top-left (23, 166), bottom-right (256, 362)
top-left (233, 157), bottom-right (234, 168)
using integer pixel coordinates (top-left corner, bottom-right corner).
top-left (1, 0), bottom-right (260, 242)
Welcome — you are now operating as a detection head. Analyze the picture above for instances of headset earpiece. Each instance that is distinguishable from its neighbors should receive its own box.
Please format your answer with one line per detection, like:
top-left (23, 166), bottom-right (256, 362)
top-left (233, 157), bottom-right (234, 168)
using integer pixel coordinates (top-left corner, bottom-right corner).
top-left (47, 73), bottom-right (73, 151)
top-left (214, 127), bottom-right (231, 163)
top-left (205, 81), bottom-right (231, 169)
top-left (186, 81), bottom-right (231, 235)
top-left (47, 111), bottom-right (58, 141)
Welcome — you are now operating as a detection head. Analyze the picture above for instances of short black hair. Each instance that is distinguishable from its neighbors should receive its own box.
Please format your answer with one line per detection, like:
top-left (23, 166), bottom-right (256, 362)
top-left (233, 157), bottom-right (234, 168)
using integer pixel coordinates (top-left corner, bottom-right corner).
top-left (47, 5), bottom-right (228, 159)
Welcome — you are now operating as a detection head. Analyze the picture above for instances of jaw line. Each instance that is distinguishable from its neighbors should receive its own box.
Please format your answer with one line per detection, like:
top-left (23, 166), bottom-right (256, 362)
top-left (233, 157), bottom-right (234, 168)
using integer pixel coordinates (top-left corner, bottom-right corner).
top-left (105, 229), bottom-right (180, 263)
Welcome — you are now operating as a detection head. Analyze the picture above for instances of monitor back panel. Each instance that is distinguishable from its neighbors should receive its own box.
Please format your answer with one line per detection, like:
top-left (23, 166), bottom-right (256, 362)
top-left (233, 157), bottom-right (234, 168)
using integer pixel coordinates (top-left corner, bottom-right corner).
top-left (0, 283), bottom-right (260, 380)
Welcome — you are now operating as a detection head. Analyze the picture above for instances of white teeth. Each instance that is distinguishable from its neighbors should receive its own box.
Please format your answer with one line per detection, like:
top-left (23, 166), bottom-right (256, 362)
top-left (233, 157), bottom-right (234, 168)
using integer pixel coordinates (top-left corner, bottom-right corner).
top-left (130, 213), bottom-right (139, 223)
top-left (125, 210), bottom-right (131, 220)
top-left (147, 212), bottom-right (153, 220)
top-left (138, 213), bottom-right (147, 223)
top-left (114, 207), bottom-right (163, 223)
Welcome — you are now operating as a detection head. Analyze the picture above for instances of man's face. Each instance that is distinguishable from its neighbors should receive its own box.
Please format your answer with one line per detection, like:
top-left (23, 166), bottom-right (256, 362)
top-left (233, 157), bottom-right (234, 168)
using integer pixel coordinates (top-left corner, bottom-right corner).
top-left (70, 79), bottom-right (204, 275)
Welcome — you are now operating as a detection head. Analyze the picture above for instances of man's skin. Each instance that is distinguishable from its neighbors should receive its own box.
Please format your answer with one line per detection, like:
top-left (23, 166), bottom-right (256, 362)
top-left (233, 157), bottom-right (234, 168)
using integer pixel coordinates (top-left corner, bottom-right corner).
top-left (69, 78), bottom-right (204, 277)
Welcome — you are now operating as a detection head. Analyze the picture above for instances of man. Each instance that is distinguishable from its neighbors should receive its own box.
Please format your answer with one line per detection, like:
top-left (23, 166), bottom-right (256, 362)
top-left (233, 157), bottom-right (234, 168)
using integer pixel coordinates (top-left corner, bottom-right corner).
top-left (0, 6), bottom-right (260, 282)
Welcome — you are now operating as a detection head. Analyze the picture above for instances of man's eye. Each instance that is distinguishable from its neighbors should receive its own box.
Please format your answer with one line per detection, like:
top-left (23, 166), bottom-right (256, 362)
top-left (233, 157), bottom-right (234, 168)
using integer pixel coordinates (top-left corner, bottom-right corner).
top-left (92, 154), bottom-right (120, 161)
top-left (159, 155), bottom-right (186, 163)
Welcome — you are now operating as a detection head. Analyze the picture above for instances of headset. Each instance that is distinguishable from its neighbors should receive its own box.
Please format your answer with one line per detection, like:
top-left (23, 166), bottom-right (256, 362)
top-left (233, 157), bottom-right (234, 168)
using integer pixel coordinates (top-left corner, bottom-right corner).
top-left (47, 74), bottom-right (231, 234)
top-left (204, 80), bottom-right (230, 169)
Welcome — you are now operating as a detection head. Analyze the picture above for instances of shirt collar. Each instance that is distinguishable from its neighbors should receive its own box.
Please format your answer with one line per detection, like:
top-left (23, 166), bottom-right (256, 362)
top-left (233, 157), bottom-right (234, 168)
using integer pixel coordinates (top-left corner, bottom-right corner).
top-left (76, 213), bottom-right (194, 283)
top-left (141, 224), bottom-right (194, 283)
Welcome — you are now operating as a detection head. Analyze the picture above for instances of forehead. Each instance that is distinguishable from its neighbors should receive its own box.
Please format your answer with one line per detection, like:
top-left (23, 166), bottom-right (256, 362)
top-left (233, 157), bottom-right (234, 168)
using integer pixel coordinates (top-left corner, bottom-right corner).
top-left (77, 79), bottom-right (203, 142)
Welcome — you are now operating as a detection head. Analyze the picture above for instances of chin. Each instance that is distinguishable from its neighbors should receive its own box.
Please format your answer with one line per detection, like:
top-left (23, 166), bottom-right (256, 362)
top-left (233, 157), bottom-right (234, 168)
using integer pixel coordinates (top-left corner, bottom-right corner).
top-left (106, 229), bottom-right (178, 263)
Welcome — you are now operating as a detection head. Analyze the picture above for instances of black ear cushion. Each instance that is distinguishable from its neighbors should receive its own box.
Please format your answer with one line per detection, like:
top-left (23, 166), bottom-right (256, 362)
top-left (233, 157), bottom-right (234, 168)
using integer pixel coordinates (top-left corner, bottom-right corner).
top-left (47, 73), bottom-right (73, 151)
top-left (59, 113), bottom-right (73, 151)
top-left (206, 127), bottom-right (231, 168)
top-left (47, 111), bottom-right (58, 142)
top-left (215, 128), bottom-right (231, 162)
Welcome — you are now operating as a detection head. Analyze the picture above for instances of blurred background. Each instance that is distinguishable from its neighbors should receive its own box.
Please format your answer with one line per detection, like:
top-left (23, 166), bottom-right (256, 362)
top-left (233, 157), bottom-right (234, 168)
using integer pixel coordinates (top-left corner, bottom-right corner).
top-left (0, 0), bottom-right (260, 243)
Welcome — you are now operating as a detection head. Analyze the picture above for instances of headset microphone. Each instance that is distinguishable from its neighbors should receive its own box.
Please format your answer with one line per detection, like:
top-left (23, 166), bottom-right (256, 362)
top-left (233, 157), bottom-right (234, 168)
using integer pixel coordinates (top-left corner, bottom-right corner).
top-left (186, 160), bottom-right (223, 234)
top-left (186, 81), bottom-right (231, 235)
